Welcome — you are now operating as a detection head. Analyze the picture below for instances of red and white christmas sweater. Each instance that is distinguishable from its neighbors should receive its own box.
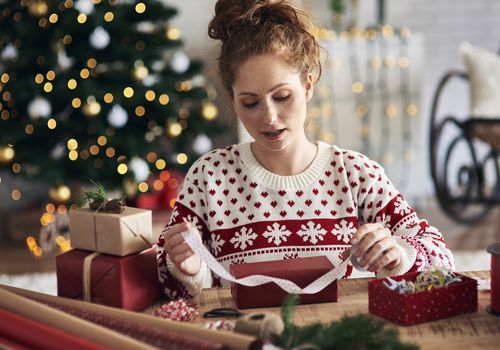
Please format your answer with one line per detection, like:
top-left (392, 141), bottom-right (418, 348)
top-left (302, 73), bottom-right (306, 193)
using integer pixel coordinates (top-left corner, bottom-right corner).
top-left (157, 141), bottom-right (454, 299)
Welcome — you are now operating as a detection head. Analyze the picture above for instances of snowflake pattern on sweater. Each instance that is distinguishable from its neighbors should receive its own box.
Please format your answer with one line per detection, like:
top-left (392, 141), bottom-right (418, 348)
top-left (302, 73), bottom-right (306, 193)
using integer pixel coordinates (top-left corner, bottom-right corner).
top-left (156, 141), bottom-right (454, 299)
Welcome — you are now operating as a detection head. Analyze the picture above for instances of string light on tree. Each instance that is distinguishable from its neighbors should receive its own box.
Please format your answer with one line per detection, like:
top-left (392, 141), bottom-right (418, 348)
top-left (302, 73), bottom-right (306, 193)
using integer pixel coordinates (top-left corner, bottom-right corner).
top-left (49, 184), bottom-right (71, 203)
top-left (0, 145), bottom-right (15, 164)
top-left (166, 25), bottom-right (181, 40)
top-left (135, 2), bottom-right (147, 14)
top-left (82, 96), bottom-right (101, 116)
top-left (168, 122), bottom-right (182, 137)
top-left (28, 0), bottom-right (49, 17)
top-left (133, 60), bottom-right (149, 81)
top-left (176, 153), bottom-right (188, 165)
top-left (202, 100), bottom-right (218, 120)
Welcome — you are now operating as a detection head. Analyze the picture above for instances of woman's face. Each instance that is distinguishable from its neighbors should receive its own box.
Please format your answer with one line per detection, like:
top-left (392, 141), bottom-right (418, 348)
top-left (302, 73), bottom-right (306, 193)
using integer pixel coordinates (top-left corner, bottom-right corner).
top-left (232, 54), bottom-right (313, 153)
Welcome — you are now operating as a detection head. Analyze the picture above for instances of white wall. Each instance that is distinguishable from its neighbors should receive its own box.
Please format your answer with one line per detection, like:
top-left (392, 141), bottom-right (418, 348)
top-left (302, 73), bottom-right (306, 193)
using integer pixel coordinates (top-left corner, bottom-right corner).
top-left (167, 0), bottom-right (500, 206)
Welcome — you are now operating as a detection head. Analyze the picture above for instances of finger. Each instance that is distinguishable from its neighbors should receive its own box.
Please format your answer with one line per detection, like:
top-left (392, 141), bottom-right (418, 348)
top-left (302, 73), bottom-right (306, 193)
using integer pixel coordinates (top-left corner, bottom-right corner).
top-left (165, 232), bottom-right (187, 250)
top-left (350, 222), bottom-right (384, 244)
top-left (171, 242), bottom-right (193, 256)
top-left (354, 227), bottom-right (390, 257)
top-left (172, 250), bottom-right (197, 265)
top-left (358, 236), bottom-right (395, 267)
top-left (165, 222), bottom-right (191, 244)
top-left (367, 246), bottom-right (401, 272)
top-left (341, 248), bottom-right (351, 260)
top-left (167, 221), bottom-right (191, 236)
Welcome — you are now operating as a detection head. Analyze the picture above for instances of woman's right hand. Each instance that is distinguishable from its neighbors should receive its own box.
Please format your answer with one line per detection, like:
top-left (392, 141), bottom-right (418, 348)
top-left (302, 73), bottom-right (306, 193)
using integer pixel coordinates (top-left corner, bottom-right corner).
top-left (164, 221), bottom-right (202, 276)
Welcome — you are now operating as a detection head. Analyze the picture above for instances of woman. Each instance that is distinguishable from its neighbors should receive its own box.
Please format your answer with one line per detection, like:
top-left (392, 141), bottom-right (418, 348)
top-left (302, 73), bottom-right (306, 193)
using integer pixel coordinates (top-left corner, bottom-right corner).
top-left (157, 0), bottom-right (454, 299)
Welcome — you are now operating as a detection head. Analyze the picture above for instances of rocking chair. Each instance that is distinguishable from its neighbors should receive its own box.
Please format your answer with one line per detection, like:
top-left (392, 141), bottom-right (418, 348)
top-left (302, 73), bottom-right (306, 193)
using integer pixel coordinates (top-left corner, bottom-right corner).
top-left (430, 70), bottom-right (500, 224)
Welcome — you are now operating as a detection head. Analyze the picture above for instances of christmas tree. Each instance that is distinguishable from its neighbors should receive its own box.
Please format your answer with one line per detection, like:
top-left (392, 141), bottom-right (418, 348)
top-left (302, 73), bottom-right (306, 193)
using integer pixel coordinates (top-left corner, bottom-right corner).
top-left (0, 0), bottom-right (226, 204)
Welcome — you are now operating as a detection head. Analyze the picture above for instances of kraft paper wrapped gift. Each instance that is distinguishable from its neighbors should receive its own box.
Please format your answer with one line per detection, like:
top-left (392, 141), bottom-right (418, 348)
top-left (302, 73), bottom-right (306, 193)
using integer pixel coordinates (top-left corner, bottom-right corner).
top-left (56, 248), bottom-right (162, 311)
top-left (69, 206), bottom-right (152, 256)
top-left (369, 271), bottom-right (478, 326)
top-left (230, 256), bottom-right (338, 309)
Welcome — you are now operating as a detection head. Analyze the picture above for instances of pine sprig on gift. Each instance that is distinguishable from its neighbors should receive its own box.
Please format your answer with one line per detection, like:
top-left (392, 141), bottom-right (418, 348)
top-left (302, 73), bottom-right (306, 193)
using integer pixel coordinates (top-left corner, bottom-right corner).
top-left (76, 181), bottom-right (107, 208)
top-left (278, 295), bottom-right (419, 350)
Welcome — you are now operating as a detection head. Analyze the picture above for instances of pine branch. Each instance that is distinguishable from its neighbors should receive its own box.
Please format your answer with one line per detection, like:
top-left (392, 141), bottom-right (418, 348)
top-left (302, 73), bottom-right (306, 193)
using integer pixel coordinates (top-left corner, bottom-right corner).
top-left (76, 181), bottom-right (107, 208)
top-left (278, 294), bottom-right (419, 350)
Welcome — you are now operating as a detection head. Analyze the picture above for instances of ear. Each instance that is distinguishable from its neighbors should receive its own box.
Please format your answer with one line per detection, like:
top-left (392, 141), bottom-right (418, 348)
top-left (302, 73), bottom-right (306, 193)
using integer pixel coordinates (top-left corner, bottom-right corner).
top-left (304, 73), bottom-right (314, 102)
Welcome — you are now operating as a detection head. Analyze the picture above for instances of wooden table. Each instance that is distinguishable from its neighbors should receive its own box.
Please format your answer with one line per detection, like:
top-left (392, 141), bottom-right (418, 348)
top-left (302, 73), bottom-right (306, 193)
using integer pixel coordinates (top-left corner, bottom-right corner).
top-left (197, 271), bottom-right (500, 350)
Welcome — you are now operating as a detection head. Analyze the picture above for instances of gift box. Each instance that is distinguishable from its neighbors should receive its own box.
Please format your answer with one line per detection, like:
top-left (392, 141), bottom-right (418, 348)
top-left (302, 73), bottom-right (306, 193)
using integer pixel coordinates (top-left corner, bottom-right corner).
top-left (69, 206), bottom-right (153, 256)
top-left (368, 271), bottom-right (478, 326)
top-left (135, 193), bottom-right (162, 210)
top-left (56, 248), bottom-right (161, 311)
top-left (230, 256), bottom-right (338, 309)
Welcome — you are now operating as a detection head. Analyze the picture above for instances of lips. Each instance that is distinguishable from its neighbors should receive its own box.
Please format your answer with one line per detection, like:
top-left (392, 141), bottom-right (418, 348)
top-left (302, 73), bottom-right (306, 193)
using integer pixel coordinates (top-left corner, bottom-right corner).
top-left (262, 128), bottom-right (285, 140)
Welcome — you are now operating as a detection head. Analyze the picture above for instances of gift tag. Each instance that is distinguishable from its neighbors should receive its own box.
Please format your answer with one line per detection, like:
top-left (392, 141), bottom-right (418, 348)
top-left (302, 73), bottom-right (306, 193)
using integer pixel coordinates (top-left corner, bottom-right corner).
top-left (182, 228), bottom-right (348, 294)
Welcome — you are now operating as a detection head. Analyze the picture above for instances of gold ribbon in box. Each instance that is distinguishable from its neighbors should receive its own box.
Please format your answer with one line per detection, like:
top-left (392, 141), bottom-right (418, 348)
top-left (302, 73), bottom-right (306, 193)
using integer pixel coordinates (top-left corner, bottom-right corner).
top-left (69, 207), bottom-right (153, 256)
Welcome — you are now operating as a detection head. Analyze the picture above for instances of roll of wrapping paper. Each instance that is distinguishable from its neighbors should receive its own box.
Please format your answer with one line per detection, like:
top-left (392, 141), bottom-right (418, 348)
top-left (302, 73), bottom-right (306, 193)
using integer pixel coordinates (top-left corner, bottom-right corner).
top-left (0, 287), bottom-right (155, 350)
top-left (487, 243), bottom-right (500, 316)
top-left (0, 308), bottom-right (107, 350)
top-left (0, 284), bottom-right (261, 350)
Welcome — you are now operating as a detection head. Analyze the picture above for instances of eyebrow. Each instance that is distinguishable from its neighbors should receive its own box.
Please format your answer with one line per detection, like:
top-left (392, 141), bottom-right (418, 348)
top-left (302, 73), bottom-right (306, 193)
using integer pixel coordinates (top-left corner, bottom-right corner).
top-left (237, 83), bottom-right (290, 96)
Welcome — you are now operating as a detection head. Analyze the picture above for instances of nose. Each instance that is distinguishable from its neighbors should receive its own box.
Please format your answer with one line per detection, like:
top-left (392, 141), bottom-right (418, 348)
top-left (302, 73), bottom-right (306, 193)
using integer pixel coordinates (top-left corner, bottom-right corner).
top-left (262, 103), bottom-right (277, 124)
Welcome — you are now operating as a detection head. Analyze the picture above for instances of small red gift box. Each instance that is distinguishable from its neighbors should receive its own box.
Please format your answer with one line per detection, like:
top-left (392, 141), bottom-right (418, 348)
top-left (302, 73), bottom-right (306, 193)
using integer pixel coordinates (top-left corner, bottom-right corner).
top-left (368, 271), bottom-right (478, 326)
top-left (230, 256), bottom-right (338, 309)
top-left (56, 248), bottom-right (161, 311)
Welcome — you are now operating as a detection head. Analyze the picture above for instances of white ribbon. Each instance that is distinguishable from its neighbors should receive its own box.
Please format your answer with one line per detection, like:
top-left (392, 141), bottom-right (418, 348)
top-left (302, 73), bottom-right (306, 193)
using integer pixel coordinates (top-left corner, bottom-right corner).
top-left (182, 228), bottom-right (349, 294)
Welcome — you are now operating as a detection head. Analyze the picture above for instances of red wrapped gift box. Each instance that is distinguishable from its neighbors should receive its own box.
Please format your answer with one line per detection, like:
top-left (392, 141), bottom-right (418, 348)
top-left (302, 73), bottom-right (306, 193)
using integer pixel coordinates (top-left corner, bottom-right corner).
top-left (56, 248), bottom-right (161, 311)
top-left (135, 193), bottom-right (162, 210)
top-left (230, 256), bottom-right (338, 309)
top-left (369, 271), bottom-right (478, 326)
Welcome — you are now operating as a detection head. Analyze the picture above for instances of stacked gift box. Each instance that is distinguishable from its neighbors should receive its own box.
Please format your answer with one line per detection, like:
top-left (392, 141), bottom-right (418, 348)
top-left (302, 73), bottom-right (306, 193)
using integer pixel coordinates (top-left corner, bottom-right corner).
top-left (56, 206), bottom-right (162, 311)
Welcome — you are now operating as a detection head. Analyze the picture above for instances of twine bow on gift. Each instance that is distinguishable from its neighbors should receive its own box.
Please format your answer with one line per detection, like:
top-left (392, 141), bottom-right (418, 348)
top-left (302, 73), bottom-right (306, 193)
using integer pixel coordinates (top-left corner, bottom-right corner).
top-left (89, 198), bottom-right (125, 213)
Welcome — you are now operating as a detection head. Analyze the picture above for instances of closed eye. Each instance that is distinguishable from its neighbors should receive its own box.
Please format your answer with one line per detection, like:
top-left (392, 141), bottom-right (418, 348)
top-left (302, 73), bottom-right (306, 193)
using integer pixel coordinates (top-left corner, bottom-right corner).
top-left (242, 101), bottom-right (258, 109)
top-left (274, 94), bottom-right (290, 102)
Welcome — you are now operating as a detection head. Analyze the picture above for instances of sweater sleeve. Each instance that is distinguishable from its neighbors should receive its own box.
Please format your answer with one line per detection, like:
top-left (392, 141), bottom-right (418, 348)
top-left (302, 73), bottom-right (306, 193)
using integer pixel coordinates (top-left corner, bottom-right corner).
top-left (356, 162), bottom-right (455, 277)
top-left (156, 173), bottom-right (213, 299)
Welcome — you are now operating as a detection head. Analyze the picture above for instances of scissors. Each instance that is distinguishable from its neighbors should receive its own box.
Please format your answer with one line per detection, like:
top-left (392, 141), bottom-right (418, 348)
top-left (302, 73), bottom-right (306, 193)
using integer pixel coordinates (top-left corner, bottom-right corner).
top-left (202, 307), bottom-right (244, 318)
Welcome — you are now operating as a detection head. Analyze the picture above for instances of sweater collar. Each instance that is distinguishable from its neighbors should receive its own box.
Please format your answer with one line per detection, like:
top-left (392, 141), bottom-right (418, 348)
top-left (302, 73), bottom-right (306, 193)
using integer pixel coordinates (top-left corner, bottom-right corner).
top-left (238, 141), bottom-right (332, 191)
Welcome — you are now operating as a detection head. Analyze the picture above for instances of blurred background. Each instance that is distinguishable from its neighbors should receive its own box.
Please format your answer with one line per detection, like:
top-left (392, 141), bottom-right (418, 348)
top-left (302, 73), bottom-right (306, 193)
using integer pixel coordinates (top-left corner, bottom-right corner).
top-left (1, 0), bottom-right (499, 278)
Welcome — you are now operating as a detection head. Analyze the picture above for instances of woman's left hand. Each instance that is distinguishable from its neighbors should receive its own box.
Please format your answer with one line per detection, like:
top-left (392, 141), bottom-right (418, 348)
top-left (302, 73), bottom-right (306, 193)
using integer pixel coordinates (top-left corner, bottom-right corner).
top-left (350, 223), bottom-right (402, 273)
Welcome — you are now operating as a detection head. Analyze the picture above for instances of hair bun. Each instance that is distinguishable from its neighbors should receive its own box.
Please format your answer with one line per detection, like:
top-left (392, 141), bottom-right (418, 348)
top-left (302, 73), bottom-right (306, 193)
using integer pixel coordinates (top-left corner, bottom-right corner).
top-left (208, 0), bottom-right (298, 43)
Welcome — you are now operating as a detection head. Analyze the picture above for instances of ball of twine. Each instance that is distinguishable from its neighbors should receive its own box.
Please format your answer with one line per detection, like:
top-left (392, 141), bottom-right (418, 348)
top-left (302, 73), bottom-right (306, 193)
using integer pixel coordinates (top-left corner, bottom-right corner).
top-left (234, 312), bottom-right (284, 343)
